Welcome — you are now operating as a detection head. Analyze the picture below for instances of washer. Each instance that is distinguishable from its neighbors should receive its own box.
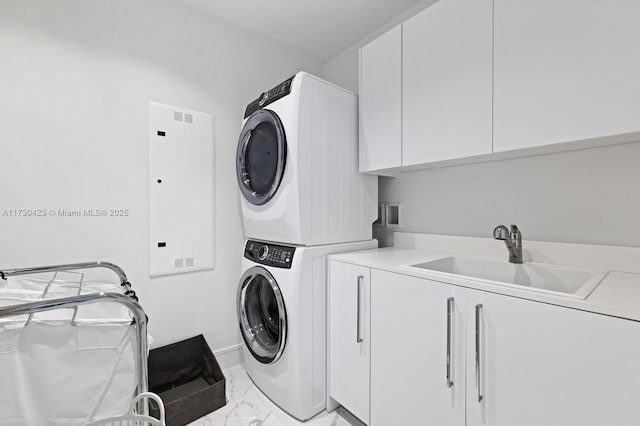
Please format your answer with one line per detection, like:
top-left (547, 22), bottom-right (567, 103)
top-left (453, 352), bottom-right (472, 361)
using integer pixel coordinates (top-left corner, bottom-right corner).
top-left (238, 238), bottom-right (377, 420)
top-left (236, 72), bottom-right (377, 246)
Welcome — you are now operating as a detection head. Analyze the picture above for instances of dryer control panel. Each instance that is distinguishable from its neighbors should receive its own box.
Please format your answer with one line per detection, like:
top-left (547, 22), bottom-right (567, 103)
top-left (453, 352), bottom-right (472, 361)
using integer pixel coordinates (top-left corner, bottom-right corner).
top-left (244, 75), bottom-right (295, 118)
top-left (244, 240), bottom-right (295, 269)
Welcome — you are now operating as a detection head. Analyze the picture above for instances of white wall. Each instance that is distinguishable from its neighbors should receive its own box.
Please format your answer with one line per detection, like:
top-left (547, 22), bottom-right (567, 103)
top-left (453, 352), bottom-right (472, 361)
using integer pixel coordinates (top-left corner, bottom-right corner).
top-left (323, 1), bottom-right (640, 249)
top-left (377, 142), bottom-right (640, 247)
top-left (0, 0), bottom-right (322, 358)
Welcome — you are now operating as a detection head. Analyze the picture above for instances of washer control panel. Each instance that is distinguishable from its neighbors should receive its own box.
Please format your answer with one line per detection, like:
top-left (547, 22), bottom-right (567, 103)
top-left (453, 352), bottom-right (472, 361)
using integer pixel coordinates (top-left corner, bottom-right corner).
top-left (244, 75), bottom-right (295, 118)
top-left (244, 240), bottom-right (295, 269)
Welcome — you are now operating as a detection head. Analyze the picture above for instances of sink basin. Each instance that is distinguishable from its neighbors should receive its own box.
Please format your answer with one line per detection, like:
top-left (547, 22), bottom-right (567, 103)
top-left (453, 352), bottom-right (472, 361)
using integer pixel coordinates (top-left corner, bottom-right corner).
top-left (407, 256), bottom-right (608, 299)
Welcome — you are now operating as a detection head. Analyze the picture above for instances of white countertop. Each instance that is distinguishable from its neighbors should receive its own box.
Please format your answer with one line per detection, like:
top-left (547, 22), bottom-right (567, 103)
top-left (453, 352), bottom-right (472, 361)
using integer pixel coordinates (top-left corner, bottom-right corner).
top-left (329, 239), bottom-right (640, 322)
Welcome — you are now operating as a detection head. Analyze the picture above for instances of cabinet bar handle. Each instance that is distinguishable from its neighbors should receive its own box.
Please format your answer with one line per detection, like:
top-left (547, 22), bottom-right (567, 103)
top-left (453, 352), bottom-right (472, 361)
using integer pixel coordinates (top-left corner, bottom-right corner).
top-left (446, 297), bottom-right (454, 388)
top-left (475, 303), bottom-right (484, 403)
top-left (356, 275), bottom-right (364, 343)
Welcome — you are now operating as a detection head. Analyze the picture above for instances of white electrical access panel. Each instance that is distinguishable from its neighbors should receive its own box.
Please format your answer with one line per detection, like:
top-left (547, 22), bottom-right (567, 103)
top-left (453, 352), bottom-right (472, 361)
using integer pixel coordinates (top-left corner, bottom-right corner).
top-left (149, 102), bottom-right (215, 276)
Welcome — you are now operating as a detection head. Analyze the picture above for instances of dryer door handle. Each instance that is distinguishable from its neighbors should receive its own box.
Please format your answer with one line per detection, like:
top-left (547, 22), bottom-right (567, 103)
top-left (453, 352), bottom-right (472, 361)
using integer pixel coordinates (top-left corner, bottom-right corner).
top-left (356, 275), bottom-right (364, 343)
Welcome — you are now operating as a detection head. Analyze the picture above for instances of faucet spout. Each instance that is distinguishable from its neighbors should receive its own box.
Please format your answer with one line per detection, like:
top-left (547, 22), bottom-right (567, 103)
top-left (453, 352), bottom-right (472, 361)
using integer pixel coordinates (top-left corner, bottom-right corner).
top-left (493, 224), bottom-right (523, 264)
top-left (493, 225), bottom-right (510, 241)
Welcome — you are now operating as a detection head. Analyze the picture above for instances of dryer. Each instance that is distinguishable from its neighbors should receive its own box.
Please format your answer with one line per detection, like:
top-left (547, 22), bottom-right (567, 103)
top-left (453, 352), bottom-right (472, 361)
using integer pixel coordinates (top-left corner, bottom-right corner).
top-left (236, 72), bottom-right (377, 246)
top-left (237, 238), bottom-right (377, 420)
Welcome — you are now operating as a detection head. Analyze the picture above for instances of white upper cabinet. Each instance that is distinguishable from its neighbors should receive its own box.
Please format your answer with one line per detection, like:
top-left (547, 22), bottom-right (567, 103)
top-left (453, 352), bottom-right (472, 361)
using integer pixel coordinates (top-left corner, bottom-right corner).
top-left (402, 0), bottom-right (493, 165)
top-left (359, 25), bottom-right (402, 174)
top-left (493, 0), bottom-right (640, 152)
top-left (359, 0), bottom-right (640, 171)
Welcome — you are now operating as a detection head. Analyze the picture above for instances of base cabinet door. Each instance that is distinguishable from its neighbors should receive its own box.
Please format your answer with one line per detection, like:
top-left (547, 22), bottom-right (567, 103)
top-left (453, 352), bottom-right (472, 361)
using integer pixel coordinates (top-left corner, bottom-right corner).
top-left (328, 260), bottom-right (371, 424)
top-left (370, 271), bottom-right (465, 426)
top-left (465, 291), bottom-right (640, 426)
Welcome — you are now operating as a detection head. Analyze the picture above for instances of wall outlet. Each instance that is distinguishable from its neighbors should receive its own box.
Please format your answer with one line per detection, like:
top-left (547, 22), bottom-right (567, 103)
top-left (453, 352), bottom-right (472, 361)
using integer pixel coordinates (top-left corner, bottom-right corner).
top-left (385, 203), bottom-right (401, 227)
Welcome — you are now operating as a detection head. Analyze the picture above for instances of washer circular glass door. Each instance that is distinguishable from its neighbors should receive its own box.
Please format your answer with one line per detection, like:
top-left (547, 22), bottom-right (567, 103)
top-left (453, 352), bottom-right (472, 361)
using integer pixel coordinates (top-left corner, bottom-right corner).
top-left (237, 266), bottom-right (287, 364)
top-left (236, 109), bottom-right (287, 206)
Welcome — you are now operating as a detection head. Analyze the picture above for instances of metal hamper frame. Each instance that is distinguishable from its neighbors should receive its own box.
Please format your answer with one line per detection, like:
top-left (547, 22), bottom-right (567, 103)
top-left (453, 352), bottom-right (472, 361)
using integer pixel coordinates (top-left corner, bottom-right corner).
top-left (0, 261), bottom-right (149, 415)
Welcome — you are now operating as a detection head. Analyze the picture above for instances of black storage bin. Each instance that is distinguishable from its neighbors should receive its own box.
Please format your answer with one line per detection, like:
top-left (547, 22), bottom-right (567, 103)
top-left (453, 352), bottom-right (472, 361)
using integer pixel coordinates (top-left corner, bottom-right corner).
top-left (148, 335), bottom-right (226, 426)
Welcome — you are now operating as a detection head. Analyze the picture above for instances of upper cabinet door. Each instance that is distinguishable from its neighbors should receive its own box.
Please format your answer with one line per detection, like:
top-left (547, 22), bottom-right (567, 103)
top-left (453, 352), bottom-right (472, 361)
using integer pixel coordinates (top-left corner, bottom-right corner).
top-left (402, 0), bottom-right (493, 165)
top-left (494, 0), bottom-right (640, 152)
top-left (359, 25), bottom-right (402, 174)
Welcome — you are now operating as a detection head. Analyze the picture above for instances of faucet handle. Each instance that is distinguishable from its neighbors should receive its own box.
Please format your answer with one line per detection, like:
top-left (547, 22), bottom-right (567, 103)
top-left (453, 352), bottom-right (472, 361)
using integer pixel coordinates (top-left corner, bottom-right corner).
top-left (510, 224), bottom-right (522, 246)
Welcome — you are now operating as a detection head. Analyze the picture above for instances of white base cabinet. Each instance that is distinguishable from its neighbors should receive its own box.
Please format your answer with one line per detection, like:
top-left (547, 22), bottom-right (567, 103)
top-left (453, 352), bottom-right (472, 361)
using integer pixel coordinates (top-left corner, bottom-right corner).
top-left (328, 261), bottom-right (640, 425)
top-left (464, 290), bottom-right (640, 426)
top-left (328, 261), bottom-right (371, 424)
top-left (370, 270), bottom-right (465, 426)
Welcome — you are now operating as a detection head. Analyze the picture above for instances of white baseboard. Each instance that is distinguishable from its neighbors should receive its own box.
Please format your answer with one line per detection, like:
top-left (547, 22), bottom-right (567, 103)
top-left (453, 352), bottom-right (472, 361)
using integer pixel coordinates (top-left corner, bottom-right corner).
top-left (214, 343), bottom-right (244, 369)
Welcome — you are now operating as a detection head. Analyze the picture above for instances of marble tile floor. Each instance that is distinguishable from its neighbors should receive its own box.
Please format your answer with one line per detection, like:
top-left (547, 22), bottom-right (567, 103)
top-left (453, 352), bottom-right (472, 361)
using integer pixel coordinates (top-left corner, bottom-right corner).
top-left (187, 365), bottom-right (353, 426)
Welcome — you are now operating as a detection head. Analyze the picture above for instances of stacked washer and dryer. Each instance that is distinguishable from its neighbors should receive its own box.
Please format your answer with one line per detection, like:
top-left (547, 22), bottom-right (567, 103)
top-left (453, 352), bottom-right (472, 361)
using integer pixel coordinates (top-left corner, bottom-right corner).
top-left (235, 72), bottom-right (377, 420)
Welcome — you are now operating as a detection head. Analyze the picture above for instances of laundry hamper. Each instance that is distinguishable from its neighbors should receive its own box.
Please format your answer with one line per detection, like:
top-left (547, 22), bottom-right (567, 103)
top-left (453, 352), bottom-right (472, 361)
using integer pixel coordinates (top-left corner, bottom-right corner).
top-left (0, 261), bottom-right (150, 425)
top-left (84, 392), bottom-right (166, 426)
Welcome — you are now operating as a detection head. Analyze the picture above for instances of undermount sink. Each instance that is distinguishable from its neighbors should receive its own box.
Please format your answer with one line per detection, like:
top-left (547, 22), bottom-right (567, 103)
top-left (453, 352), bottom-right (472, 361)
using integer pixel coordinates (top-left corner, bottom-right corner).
top-left (407, 256), bottom-right (608, 299)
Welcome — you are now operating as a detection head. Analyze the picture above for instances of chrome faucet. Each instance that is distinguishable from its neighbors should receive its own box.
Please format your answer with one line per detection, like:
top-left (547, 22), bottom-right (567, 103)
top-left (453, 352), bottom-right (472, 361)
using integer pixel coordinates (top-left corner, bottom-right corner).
top-left (493, 224), bottom-right (523, 264)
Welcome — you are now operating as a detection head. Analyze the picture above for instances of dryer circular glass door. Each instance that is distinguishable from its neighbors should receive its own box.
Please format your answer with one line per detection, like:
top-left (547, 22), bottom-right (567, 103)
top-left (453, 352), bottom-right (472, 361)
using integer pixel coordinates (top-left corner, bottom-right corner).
top-left (236, 109), bottom-right (287, 206)
top-left (237, 266), bottom-right (287, 364)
